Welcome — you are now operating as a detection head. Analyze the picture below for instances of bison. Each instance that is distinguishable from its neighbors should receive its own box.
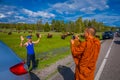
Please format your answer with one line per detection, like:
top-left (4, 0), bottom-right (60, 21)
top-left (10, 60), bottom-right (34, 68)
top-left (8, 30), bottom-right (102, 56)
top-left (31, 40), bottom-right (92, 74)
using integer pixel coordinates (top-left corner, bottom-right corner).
top-left (47, 33), bottom-right (53, 38)
top-left (8, 32), bottom-right (12, 35)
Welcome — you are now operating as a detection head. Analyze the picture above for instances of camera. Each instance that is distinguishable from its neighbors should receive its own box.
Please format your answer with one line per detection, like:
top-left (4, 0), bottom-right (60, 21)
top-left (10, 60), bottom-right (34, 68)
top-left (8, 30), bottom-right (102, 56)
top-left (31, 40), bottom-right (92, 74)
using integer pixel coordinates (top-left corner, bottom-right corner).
top-left (72, 35), bottom-right (75, 39)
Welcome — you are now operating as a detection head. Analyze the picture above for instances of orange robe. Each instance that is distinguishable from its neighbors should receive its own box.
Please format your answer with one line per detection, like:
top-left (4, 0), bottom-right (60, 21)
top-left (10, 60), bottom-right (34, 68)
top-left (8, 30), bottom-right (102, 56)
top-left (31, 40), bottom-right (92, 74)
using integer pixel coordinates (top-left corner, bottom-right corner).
top-left (71, 38), bottom-right (100, 80)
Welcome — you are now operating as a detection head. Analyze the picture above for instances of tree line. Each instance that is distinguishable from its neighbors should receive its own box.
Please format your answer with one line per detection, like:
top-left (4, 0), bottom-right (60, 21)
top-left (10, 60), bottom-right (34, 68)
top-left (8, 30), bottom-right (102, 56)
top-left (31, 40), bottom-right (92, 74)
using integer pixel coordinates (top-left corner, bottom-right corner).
top-left (0, 17), bottom-right (117, 33)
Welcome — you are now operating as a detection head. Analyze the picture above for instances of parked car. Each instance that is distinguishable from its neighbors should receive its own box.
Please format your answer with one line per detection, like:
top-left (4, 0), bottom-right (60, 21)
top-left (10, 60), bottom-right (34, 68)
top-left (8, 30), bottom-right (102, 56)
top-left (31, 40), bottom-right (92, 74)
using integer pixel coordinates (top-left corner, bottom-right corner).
top-left (115, 31), bottom-right (120, 37)
top-left (102, 31), bottom-right (114, 40)
top-left (0, 41), bottom-right (31, 80)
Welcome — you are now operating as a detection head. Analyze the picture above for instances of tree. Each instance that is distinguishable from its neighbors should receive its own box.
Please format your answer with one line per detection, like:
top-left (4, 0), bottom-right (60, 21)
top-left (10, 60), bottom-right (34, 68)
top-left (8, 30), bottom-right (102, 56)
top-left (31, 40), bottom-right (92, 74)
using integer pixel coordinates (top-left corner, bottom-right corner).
top-left (54, 20), bottom-right (61, 32)
top-left (84, 19), bottom-right (89, 27)
top-left (60, 20), bottom-right (65, 32)
top-left (66, 21), bottom-right (76, 32)
top-left (36, 19), bottom-right (43, 32)
top-left (51, 19), bottom-right (56, 31)
top-left (75, 17), bottom-right (84, 33)
top-left (44, 22), bottom-right (50, 32)
top-left (16, 23), bottom-right (21, 32)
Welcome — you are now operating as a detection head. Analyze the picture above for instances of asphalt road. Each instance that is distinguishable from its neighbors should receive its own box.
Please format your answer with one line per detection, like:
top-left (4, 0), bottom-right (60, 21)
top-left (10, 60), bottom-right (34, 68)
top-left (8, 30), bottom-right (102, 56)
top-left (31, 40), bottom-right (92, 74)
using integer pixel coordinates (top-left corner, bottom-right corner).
top-left (51, 37), bottom-right (120, 80)
top-left (98, 37), bottom-right (120, 80)
top-left (30, 37), bottom-right (120, 80)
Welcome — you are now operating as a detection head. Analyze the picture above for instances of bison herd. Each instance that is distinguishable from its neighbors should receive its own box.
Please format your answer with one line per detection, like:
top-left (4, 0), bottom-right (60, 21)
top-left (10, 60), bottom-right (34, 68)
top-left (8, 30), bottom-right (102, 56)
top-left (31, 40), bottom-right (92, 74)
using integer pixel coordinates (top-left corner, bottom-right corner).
top-left (1, 30), bottom-right (100, 39)
top-left (61, 32), bottom-right (74, 39)
top-left (46, 32), bottom-right (74, 39)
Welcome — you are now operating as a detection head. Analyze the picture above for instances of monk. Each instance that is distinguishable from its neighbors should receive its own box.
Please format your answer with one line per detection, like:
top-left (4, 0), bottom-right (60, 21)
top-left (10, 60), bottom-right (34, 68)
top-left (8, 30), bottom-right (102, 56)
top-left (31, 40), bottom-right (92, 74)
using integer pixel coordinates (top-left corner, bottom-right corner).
top-left (71, 27), bottom-right (101, 80)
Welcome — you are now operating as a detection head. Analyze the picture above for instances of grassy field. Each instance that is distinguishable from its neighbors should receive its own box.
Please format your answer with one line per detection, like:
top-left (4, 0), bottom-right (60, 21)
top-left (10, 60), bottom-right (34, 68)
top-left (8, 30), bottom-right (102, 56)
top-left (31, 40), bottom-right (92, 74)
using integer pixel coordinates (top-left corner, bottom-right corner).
top-left (0, 31), bottom-right (102, 69)
top-left (0, 32), bottom-right (72, 69)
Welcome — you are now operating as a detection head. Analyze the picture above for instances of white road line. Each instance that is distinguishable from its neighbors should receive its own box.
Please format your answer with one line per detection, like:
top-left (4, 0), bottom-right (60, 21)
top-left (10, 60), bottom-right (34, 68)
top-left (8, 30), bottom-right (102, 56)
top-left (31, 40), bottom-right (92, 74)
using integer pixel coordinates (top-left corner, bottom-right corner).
top-left (95, 39), bottom-right (114, 80)
top-left (105, 39), bottom-right (114, 59)
top-left (94, 59), bottom-right (107, 80)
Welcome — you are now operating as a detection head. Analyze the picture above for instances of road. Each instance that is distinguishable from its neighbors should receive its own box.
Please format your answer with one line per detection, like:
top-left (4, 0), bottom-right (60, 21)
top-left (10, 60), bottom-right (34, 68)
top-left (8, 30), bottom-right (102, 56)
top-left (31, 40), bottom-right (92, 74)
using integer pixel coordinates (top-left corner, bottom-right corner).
top-left (97, 37), bottom-right (120, 80)
top-left (50, 37), bottom-right (120, 80)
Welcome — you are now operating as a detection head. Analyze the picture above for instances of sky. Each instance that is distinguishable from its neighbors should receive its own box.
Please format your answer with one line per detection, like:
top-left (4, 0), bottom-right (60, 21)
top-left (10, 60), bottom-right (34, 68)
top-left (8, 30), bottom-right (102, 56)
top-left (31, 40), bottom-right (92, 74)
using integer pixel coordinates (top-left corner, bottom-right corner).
top-left (0, 0), bottom-right (120, 27)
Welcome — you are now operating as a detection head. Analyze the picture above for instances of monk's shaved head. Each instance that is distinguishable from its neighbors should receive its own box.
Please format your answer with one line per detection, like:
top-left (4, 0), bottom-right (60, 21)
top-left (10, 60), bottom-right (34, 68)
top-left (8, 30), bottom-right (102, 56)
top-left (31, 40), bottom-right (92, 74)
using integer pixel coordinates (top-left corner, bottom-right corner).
top-left (86, 27), bottom-right (96, 36)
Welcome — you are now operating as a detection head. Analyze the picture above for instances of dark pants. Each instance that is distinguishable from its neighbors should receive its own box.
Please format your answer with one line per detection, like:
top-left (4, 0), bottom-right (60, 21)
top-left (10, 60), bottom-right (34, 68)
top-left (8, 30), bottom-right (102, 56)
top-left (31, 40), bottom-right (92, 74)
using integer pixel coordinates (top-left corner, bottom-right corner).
top-left (27, 54), bottom-right (36, 69)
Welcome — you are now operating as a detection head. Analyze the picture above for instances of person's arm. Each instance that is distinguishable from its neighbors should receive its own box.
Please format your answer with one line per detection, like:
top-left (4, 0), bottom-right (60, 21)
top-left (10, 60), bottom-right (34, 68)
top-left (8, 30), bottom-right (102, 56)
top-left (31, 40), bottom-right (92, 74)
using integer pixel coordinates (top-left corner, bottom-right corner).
top-left (32, 34), bottom-right (41, 44)
top-left (70, 39), bottom-right (86, 57)
top-left (20, 36), bottom-right (27, 47)
top-left (70, 39), bottom-right (86, 65)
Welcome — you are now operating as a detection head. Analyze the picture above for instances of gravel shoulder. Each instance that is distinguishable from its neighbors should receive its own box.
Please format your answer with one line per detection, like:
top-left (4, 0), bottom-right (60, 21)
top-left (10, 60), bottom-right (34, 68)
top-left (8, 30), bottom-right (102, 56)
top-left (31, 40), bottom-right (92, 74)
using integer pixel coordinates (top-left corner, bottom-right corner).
top-left (32, 54), bottom-right (74, 80)
top-left (31, 40), bottom-right (103, 80)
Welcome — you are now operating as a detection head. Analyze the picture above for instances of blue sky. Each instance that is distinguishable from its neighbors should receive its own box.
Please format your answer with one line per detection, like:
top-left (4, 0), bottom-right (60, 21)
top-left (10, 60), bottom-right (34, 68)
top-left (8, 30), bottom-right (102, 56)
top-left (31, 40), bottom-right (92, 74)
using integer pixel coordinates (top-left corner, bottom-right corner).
top-left (0, 0), bottom-right (120, 27)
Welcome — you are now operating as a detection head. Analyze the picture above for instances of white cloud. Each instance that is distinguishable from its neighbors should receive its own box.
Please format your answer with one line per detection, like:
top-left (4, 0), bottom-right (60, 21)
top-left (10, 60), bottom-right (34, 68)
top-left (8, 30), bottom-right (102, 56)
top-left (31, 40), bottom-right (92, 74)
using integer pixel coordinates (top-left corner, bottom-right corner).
top-left (86, 0), bottom-right (109, 10)
top-left (83, 13), bottom-right (120, 26)
top-left (0, 5), bottom-right (56, 23)
top-left (15, 16), bottom-right (25, 20)
top-left (7, 11), bottom-right (14, 15)
top-left (80, 7), bottom-right (96, 14)
top-left (0, 13), bottom-right (6, 18)
top-left (0, 5), bottom-right (20, 18)
top-left (1, 1), bottom-right (119, 26)
top-left (22, 8), bottom-right (55, 18)
top-left (93, 14), bottom-right (120, 22)
top-left (22, 9), bottom-right (33, 16)
top-left (50, 0), bottom-right (109, 14)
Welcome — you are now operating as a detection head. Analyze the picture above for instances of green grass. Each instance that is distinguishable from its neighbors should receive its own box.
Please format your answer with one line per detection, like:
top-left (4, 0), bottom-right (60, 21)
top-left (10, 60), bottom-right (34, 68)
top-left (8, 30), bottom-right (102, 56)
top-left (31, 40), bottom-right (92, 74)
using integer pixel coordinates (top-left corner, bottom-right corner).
top-left (0, 32), bottom-right (71, 69)
top-left (37, 50), bottom-right (71, 69)
top-left (0, 32), bottom-right (71, 58)
top-left (0, 31), bottom-right (102, 69)
top-left (96, 32), bottom-right (103, 40)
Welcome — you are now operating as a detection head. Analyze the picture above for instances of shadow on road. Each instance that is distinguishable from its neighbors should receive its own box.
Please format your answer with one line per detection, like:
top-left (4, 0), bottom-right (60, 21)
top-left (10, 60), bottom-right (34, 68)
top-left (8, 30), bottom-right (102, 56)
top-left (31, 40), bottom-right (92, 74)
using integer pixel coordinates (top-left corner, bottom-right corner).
top-left (114, 41), bottom-right (120, 44)
top-left (30, 72), bottom-right (40, 80)
top-left (57, 65), bottom-right (74, 80)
